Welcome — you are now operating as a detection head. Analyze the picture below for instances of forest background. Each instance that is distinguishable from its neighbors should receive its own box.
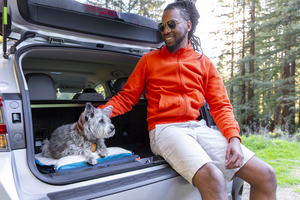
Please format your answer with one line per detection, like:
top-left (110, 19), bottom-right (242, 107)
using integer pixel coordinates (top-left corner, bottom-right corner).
top-left (2, 0), bottom-right (300, 136)
top-left (202, 0), bottom-right (300, 136)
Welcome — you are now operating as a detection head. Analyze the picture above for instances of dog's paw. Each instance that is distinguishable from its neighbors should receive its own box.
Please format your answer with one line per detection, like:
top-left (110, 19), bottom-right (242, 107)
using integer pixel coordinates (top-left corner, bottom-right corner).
top-left (86, 157), bottom-right (97, 165)
top-left (97, 148), bottom-right (109, 157)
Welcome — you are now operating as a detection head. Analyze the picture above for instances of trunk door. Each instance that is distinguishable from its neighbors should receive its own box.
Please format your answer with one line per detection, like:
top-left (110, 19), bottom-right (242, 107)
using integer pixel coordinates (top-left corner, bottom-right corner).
top-left (1, 0), bottom-right (163, 51)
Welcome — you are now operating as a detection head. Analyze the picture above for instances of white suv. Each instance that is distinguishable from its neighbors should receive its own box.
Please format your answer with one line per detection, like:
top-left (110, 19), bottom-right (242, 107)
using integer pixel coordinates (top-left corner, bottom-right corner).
top-left (0, 0), bottom-right (244, 199)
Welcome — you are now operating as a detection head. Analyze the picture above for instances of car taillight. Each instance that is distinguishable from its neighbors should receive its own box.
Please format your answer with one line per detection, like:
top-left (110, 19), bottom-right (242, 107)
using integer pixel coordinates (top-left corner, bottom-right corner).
top-left (84, 4), bottom-right (119, 19)
top-left (0, 97), bottom-right (8, 149)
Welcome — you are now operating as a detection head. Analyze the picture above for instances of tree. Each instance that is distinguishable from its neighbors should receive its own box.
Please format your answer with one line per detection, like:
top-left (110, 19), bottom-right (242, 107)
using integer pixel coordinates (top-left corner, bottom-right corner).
top-left (247, 0), bottom-right (255, 129)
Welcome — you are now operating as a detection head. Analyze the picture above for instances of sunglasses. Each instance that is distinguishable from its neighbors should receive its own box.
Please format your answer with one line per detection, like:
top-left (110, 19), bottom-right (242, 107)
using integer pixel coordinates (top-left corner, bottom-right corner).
top-left (158, 20), bottom-right (183, 32)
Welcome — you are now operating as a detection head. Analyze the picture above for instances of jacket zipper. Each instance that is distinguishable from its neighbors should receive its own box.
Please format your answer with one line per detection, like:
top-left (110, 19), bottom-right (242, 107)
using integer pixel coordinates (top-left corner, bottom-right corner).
top-left (177, 49), bottom-right (188, 122)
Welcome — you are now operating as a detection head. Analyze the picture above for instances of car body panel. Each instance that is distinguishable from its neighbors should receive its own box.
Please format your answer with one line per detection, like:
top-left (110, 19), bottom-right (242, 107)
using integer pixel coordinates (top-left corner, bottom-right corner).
top-left (1, 149), bottom-right (200, 200)
top-left (0, 152), bottom-right (19, 200)
top-left (0, 50), bottom-right (19, 94)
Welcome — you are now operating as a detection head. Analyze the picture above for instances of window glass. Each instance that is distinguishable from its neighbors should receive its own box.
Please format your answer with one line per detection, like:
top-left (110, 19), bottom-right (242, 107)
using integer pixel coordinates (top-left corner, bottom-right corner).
top-left (95, 84), bottom-right (107, 99)
top-left (56, 85), bottom-right (106, 100)
top-left (56, 89), bottom-right (78, 100)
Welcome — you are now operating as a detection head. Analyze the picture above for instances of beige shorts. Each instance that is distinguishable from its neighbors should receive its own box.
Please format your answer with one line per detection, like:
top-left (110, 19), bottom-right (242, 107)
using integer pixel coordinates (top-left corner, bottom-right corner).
top-left (149, 120), bottom-right (255, 185)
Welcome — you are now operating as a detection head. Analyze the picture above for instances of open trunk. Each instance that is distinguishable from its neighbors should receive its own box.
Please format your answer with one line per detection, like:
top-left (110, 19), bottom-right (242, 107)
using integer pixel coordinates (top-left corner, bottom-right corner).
top-left (17, 44), bottom-right (176, 189)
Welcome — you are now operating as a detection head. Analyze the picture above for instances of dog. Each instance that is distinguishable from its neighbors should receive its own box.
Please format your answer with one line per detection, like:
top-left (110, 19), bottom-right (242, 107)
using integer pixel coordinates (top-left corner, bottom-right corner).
top-left (41, 103), bottom-right (115, 165)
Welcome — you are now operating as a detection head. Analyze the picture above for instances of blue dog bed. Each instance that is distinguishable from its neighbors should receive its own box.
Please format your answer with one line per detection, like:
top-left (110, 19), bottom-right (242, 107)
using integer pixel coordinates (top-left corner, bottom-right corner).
top-left (35, 147), bottom-right (140, 173)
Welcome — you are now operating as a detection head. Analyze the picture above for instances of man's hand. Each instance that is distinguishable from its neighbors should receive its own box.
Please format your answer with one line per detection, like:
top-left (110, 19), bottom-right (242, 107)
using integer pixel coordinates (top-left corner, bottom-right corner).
top-left (225, 137), bottom-right (244, 169)
top-left (75, 114), bottom-right (84, 133)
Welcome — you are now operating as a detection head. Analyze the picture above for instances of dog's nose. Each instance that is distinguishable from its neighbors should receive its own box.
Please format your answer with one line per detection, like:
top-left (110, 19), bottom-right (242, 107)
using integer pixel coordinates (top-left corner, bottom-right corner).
top-left (109, 126), bottom-right (115, 133)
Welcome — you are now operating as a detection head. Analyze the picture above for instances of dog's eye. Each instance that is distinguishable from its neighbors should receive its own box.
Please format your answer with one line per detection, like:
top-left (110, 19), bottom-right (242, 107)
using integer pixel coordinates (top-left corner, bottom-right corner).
top-left (99, 119), bottom-right (104, 123)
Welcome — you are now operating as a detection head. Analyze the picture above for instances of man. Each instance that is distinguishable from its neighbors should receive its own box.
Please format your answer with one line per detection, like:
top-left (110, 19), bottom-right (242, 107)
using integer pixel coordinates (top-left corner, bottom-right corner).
top-left (77, 1), bottom-right (277, 199)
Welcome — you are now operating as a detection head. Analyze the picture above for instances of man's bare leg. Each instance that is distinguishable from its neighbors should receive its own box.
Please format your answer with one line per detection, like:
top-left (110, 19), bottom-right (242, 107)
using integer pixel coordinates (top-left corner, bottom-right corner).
top-left (193, 162), bottom-right (228, 200)
top-left (235, 156), bottom-right (277, 200)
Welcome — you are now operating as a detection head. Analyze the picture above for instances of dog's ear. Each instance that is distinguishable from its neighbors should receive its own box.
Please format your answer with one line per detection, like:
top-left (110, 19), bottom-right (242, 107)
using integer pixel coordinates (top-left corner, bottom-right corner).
top-left (85, 102), bottom-right (94, 111)
top-left (84, 102), bottom-right (95, 121)
top-left (103, 106), bottom-right (113, 116)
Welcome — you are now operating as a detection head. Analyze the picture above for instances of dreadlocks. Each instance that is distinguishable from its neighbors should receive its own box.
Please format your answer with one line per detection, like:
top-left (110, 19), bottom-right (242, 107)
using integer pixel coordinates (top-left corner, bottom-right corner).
top-left (164, 0), bottom-right (203, 56)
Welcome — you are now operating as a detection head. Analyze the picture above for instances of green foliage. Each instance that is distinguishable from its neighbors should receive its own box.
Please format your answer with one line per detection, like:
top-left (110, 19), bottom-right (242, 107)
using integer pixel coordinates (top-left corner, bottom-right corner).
top-left (242, 134), bottom-right (300, 186)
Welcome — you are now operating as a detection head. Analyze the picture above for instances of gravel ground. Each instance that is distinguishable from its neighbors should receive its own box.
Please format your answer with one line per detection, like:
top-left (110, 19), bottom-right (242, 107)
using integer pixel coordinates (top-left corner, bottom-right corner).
top-left (242, 182), bottom-right (300, 200)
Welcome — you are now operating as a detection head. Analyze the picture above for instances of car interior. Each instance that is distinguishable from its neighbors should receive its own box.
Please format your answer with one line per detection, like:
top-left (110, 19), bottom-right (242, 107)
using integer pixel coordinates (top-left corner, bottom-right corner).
top-left (20, 44), bottom-right (160, 178)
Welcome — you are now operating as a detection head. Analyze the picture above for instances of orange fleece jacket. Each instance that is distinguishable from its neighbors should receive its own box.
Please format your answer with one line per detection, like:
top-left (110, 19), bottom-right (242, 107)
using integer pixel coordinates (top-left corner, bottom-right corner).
top-left (99, 43), bottom-right (241, 141)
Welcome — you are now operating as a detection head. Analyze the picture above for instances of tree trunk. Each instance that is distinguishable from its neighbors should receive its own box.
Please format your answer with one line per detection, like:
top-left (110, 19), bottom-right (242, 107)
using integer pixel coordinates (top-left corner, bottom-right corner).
top-left (290, 31), bottom-right (296, 132)
top-left (240, 0), bottom-right (246, 130)
top-left (230, 0), bottom-right (235, 103)
top-left (247, 0), bottom-right (255, 129)
top-left (281, 57), bottom-right (290, 132)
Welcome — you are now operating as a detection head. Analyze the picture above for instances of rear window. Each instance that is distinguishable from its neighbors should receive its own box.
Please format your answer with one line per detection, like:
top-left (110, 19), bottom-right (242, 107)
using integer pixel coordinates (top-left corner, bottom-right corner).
top-left (57, 84), bottom-right (106, 100)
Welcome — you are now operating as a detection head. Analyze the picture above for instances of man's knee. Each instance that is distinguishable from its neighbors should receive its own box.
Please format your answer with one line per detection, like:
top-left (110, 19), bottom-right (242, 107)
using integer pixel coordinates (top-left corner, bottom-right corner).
top-left (236, 156), bottom-right (277, 189)
top-left (193, 162), bottom-right (225, 186)
top-left (193, 163), bottom-right (228, 200)
top-left (260, 162), bottom-right (277, 188)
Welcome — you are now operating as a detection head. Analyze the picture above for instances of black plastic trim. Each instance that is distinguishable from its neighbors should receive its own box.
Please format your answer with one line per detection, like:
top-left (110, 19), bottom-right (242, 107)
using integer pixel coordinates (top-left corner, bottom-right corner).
top-left (47, 167), bottom-right (178, 200)
top-left (16, 0), bottom-right (163, 44)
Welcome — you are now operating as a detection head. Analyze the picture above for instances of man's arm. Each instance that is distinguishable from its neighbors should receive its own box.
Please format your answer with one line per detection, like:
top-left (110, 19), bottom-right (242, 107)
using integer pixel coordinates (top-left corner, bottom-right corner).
top-left (203, 57), bottom-right (241, 141)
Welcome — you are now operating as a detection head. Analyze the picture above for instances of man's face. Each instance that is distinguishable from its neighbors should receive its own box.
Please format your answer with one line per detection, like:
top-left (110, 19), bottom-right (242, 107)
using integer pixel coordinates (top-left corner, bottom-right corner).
top-left (161, 9), bottom-right (191, 53)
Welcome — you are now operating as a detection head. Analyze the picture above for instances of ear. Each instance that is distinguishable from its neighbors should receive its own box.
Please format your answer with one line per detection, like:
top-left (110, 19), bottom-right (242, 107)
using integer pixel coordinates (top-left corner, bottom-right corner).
top-left (84, 102), bottom-right (95, 120)
top-left (85, 102), bottom-right (94, 111)
top-left (103, 105), bottom-right (113, 116)
top-left (187, 20), bottom-right (192, 33)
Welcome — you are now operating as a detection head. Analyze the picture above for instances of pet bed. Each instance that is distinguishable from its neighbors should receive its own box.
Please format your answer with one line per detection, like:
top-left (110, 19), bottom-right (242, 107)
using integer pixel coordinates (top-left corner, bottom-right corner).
top-left (35, 147), bottom-right (140, 173)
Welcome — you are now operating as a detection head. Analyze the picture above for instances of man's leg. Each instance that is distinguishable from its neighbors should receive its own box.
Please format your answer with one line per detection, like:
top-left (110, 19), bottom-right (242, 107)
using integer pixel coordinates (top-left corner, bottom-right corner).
top-left (235, 156), bottom-right (277, 200)
top-left (149, 123), bottom-right (227, 199)
top-left (193, 162), bottom-right (228, 200)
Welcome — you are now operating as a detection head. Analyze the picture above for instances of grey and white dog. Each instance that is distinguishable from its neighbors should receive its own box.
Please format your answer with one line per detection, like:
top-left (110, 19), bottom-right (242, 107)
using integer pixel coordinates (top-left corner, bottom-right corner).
top-left (41, 103), bottom-right (115, 165)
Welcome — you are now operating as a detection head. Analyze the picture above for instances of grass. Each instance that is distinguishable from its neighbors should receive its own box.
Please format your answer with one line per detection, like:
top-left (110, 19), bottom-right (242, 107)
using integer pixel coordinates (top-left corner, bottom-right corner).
top-left (241, 134), bottom-right (300, 190)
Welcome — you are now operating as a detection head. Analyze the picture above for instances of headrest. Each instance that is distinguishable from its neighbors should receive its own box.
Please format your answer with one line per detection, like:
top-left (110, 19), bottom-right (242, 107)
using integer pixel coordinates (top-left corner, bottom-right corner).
top-left (25, 73), bottom-right (56, 100)
top-left (82, 88), bottom-right (97, 93)
top-left (112, 78), bottom-right (128, 94)
top-left (75, 93), bottom-right (104, 101)
top-left (72, 88), bottom-right (104, 101)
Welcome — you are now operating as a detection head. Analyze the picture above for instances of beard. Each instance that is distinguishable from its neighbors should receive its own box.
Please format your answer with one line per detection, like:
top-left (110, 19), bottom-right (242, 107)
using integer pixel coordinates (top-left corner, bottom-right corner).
top-left (165, 30), bottom-right (188, 53)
